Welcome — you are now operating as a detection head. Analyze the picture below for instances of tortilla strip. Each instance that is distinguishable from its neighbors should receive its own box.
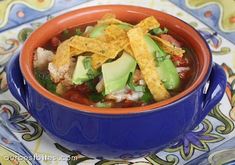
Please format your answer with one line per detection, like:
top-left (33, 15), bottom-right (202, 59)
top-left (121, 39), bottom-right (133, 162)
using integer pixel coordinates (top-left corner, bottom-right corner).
top-left (69, 36), bottom-right (121, 59)
top-left (90, 25), bottom-right (130, 69)
top-left (97, 14), bottom-right (132, 27)
top-left (70, 47), bottom-right (85, 57)
top-left (90, 38), bottom-right (129, 69)
top-left (52, 39), bottom-right (71, 68)
top-left (127, 27), bottom-right (170, 101)
top-left (124, 44), bottom-right (134, 56)
top-left (91, 54), bottom-right (108, 69)
top-left (151, 35), bottom-right (185, 57)
top-left (104, 24), bottom-right (127, 41)
top-left (135, 16), bottom-right (160, 34)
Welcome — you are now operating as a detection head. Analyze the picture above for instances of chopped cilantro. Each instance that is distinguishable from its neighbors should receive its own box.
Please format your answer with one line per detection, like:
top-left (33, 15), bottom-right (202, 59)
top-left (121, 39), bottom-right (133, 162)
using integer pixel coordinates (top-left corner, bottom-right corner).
top-left (34, 69), bottom-right (56, 93)
top-left (140, 88), bottom-right (154, 103)
top-left (89, 93), bottom-right (104, 102)
top-left (63, 29), bottom-right (69, 37)
top-left (82, 57), bottom-right (99, 80)
top-left (86, 79), bottom-right (96, 91)
top-left (83, 57), bottom-right (91, 69)
top-left (75, 28), bottom-right (82, 36)
top-left (151, 27), bottom-right (168, 35)
top-left (127, 73), bottom-right (145, 92)
top-left (95, 102), bottom-right (111, 108)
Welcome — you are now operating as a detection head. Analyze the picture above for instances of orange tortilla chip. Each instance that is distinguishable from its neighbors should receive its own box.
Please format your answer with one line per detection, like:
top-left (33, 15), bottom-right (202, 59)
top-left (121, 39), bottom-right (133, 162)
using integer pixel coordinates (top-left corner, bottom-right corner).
top-left (52, 39), bottom-right (71, 68)
top-left (52, 38), bottom-right (86, 68)
top-left (104, 24), bottom-right (127, 41)
top-left (151, 35), bottom-right (185, 57)
top-left (124, 44), bottom-right (134, 56)
top-left (127, 27), bottom-right (170, 101)
top-left (91, 38), bottom-right (129, 69)
top-left (91, 54), bottom-right (109, 69)
top-left (70, 47), bottom-right (85, 57)
top-left (90, 25), bottom-right (130, 68)
top-left (98, 17), bottom-right (131, 26)
top-left (135, 16), bottom-right (160, 34)
top-left (69, 36), bottom-right (120, 59)
top-left (97, 13), bottom-right (132, 27)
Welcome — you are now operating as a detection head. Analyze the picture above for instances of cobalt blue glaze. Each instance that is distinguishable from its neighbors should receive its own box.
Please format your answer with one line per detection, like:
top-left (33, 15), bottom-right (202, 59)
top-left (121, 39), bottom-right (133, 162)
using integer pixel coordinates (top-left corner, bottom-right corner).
top-left (7, 54), bottom-right (226, 160)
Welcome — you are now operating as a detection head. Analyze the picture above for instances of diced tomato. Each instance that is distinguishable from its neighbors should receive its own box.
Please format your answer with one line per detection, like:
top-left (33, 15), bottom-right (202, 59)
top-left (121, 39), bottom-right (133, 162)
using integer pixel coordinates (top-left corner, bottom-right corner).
top-left (63, 91), bottom-right (92, 105)
top-left (171, 55), bottom-right (189, 67)
top-left (73, 83), bottom-right (91, 94)
top-left (160, 34), bottom-right (182, 47)
top-left (51, 37), bottom-right (61, 48)
top-left (114, 100), bottom-right (141, 108)
top-left (179, 71), bottom-right (192, 80)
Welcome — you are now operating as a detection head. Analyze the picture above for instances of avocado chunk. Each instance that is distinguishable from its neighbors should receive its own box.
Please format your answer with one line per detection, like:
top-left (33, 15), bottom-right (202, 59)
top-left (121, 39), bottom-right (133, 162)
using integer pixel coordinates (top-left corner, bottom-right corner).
top-left (72, 56), bottom-right (99, 85)
top-left (102, 52), bottom-right (137, 95)
top-left (89, 24), bottom-right (108, 38)
top-left (144, 35), bottom-right (180, 90)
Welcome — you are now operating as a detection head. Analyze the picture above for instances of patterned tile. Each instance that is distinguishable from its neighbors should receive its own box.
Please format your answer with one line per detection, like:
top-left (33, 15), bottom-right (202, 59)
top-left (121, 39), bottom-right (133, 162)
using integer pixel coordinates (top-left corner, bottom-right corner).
top-left (169, 0), bottom-right (235, 44)
top-left (0, 0), bottom-right (90, 32)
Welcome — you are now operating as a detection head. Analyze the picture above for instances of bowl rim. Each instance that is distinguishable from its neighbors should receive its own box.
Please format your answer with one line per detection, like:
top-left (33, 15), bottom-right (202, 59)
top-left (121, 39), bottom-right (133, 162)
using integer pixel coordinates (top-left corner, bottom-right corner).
top-left (20, 5), bottom-right (212, 115)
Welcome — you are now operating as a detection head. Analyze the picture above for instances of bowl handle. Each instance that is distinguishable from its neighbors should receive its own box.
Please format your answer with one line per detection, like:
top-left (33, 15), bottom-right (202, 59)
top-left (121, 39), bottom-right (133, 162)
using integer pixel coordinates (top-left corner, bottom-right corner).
top-left (6, 54), bottom-right (28, 109)
top-left (192, 63), bottom-right (226, 128)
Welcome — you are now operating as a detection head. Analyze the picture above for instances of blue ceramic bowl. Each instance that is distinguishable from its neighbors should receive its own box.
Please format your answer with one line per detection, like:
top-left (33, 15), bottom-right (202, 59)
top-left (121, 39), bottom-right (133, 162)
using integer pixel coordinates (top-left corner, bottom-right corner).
top-left (7, 5), bottom-right (226, 160)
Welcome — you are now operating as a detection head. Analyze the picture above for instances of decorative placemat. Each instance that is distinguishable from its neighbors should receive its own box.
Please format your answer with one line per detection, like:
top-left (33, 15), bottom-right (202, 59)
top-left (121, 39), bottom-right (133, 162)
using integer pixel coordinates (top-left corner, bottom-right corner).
top-left (169, 0), bottom-right (235, 44)
top-left (0, 0), bottom-right (235, 164)
top-left (0, 0), bottom-right (90, 32)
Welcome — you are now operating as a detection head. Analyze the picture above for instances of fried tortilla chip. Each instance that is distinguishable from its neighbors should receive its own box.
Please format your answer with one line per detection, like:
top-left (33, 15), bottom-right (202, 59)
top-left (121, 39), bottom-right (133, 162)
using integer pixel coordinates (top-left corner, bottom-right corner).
top-left (52, 38), bottom-right (86, 68)
top-left (70, 47), bottom-right (85, 57)
top-left (52, 39), bottom-right (71, 68)
top-left (89, 25), bottom-right (129, 68)
top-left (104, 24), bottom-right (127, 41)
top-left (127, 27), bottom-right (170, 101)
top-left (135, 16), bottom-right (160, 34)
top-left (91, 38), bottom-right (129, 69)
top-left (124, 44), bottom-right (134, 56)
top-left (69, 36), bottom-right (121, 58)
top-left (97, 14), bottom-right (132, 27)
top-left (91, 54), bottom-right (108, 69)
top-left (69, 35), bottom-right (129, 69)
top-left (151, 35), bottom-right (185, 57)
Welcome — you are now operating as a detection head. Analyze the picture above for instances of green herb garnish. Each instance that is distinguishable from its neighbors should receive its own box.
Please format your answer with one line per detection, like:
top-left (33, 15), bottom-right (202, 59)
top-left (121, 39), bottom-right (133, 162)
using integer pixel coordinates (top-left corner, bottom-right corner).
top-left (34, 69), bottom-right (56, 93)
top-left (127, 73), bottom-right (145, 92)
top-left (83, 57), bottom-right (91, 69)
top-left (82, 57), bottom-right (99, 79)
top-left (95, 102), bottom-right (112, 108)
top-left (140, 88), bottom-right (154, 103)
top-left (75, 28), bottom-right (82, 36)
top-left (89, 93), bottom-right (104, 102)
top-left (86, 79), bottom-right (96, 91)
top-left (63, 29), bottom-right (69, 37)
top-left (151, 27), bottom-right (168, 35)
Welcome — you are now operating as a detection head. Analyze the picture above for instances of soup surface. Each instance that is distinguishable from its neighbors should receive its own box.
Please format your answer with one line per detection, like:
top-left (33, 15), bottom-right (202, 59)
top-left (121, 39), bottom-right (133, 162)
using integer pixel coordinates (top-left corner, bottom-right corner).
top-left (33, 14), bottom-right (195, 108)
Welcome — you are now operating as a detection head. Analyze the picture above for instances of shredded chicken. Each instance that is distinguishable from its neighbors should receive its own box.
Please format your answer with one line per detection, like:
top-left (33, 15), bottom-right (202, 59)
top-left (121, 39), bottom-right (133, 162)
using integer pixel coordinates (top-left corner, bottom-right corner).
top-left (96, 78), bottom-right (104, 93)
top-left (48, 63), bottom-right (69, 83)
top-left (133, 69), bottom-right (145, 85)
top-left (106, 87), bottom-right (143, 102)
top-left (48, 58), bottom-right (76, 85)
top-left (176, 67), bottom-right (190, 73)
top-left (56, 82), bottom-right (72, 95)
top-left (33, 47), bottom-right (54, 70)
